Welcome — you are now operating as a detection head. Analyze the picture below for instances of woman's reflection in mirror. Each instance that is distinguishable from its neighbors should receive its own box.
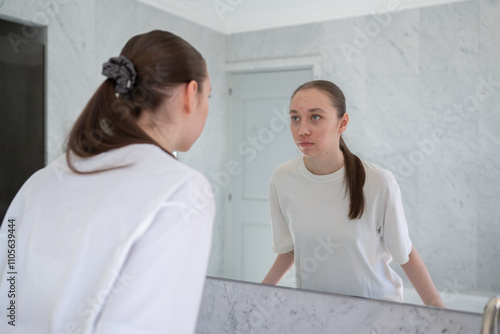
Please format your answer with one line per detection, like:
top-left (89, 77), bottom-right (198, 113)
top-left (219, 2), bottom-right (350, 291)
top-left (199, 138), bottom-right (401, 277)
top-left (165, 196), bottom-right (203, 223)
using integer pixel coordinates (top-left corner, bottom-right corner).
top-left (262, 80), bottom-right (445, 308)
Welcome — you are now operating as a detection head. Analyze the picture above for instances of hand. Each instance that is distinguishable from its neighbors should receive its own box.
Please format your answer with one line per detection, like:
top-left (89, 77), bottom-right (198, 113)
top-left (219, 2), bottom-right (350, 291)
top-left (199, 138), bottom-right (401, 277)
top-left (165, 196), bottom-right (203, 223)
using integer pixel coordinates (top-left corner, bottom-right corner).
top-left (427, 298), bottom-right (446, 308)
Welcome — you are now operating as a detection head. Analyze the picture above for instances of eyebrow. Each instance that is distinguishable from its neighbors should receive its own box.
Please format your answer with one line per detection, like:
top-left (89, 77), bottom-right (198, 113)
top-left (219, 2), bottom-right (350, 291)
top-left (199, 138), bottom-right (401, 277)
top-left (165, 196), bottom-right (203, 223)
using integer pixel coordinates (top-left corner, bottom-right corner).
top-left (289, 108), bottom-right (326, 114)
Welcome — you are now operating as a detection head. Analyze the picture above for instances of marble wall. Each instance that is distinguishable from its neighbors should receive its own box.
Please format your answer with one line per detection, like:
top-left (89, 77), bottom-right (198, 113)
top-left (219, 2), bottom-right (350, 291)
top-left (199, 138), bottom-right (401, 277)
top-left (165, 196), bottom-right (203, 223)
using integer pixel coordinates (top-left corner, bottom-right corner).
top-left (196, 277), bottom-right (483, 334)
top-left (226, 0), bottom-right (500, 295)
top-left (0, 0), bottom-right (97, 164)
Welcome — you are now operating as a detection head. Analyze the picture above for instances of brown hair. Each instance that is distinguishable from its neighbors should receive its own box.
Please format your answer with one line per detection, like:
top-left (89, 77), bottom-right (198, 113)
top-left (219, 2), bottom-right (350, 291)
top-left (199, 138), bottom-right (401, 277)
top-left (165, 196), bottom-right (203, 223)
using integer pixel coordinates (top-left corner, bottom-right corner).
top-left (292, 80), bottom-right (366, 220)
top-left (66, 30), bottom-right (207, 173)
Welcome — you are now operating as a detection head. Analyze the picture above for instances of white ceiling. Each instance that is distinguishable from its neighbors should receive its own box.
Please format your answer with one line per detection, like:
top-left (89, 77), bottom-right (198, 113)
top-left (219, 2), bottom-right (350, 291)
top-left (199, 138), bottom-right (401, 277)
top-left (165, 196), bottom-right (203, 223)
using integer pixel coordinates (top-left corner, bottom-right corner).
top-left (137, 0), bottom-right (468, 34)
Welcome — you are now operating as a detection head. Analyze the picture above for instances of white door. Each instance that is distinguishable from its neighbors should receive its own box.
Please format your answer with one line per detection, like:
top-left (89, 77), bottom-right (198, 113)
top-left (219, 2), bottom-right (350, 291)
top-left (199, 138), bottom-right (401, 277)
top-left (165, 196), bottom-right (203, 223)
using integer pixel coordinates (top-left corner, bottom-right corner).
top-left (228, 69), bottom-right (313, 284)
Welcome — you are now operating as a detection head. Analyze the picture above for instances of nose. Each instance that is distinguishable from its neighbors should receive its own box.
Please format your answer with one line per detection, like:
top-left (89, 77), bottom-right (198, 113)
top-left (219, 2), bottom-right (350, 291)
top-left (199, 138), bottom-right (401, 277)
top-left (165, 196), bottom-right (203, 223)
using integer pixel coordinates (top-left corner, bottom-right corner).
top-left (298, 123), bottom-right (310, 136)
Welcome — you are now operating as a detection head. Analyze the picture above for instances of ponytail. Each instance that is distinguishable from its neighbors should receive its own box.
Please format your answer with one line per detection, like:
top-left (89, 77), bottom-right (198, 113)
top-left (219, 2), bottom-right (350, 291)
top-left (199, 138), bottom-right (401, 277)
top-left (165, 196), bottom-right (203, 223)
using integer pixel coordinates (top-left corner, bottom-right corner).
top-left (339, 136), bottom-right (366, 219)
top-left (292, 80), bottom-right (366, 220)
top-left (66, 79), bottom-right (161, 174)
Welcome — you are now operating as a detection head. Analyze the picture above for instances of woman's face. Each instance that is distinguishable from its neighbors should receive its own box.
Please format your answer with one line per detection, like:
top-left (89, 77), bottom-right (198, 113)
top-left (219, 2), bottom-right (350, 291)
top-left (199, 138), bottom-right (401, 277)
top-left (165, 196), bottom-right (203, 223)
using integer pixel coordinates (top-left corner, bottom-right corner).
top-left (289, 88), bottom-right (347, 158)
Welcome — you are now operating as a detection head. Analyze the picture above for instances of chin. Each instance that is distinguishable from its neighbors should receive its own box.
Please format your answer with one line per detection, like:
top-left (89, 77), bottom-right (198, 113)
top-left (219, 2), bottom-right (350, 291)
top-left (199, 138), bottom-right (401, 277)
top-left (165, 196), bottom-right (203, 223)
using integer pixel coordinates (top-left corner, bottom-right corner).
top-left (176, 141), bottom-right (195, 152)
top-left (175, 146), bottom-right (191, 153)
top-left (177, 132), bottom-right (203, 152)
top-left (297, 147), bottom-right (316, 158)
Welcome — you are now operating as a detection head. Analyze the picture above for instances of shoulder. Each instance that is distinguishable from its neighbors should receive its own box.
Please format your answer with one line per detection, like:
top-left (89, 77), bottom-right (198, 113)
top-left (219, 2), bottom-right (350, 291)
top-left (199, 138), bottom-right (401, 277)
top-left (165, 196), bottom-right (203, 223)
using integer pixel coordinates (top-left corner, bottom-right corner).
top-left (117, 144), bottom-right (200, 177)
top-left (131, 144), bottom-right (212, 193)
top-left (6, 166), bottom-right (46, 204)
top-left (102, 145), bottom-right (215, 214)
top-left (271, 156), bottom-right (302, 182)
top-left (360, 158), bottom-right (398, 191)
top-left (69, 144), bottom-right (213, 202)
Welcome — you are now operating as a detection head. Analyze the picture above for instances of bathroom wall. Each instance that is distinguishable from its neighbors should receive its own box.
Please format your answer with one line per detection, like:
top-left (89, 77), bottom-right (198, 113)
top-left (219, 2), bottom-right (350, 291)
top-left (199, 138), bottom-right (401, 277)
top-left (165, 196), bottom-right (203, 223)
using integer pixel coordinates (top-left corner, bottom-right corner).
top-left (0, 0), bottom-right (228, 277)
top-left (196, 277), bottom-right (483, 334)
top-left (226, 0), bottom-right (500, 295)
top-left (0, 0), bottom-right (97, 164)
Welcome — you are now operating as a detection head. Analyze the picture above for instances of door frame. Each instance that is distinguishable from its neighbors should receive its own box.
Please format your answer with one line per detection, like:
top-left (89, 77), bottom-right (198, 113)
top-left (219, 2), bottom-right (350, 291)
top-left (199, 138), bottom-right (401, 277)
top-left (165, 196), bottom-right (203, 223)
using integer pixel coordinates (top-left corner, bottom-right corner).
top-left (223, 56), bottom-right (322, 278)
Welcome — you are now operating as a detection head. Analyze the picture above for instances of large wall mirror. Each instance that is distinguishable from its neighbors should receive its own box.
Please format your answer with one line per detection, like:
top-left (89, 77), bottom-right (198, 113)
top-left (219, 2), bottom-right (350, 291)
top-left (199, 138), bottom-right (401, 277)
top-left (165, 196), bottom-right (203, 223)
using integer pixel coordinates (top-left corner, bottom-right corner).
top-left (1, 0), bottom-right (498, 315)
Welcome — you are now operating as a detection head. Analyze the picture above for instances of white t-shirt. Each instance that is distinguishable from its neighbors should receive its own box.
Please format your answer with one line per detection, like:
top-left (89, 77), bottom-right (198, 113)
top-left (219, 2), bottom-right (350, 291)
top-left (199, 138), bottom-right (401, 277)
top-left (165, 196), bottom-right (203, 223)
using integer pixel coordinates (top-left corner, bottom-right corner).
top-left (0, 144), bottom-right (215, 334)
top-left (270, 155), bottom-right (412, 302)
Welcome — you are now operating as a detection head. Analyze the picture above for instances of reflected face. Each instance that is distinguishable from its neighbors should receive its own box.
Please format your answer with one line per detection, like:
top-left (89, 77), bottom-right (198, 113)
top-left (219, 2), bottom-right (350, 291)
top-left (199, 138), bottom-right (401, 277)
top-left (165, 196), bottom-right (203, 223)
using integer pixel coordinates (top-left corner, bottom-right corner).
top-left (289, 88), bottom-right (344, 158)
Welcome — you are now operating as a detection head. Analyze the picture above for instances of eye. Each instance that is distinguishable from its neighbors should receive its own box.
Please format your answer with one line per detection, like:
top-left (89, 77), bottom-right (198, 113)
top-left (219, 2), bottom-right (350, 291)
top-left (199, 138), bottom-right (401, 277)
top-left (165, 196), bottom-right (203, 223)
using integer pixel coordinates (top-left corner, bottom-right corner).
top-left (290, 116), bottom-right (299, 122)
top-left (312, 114), bottom-right (321, 120)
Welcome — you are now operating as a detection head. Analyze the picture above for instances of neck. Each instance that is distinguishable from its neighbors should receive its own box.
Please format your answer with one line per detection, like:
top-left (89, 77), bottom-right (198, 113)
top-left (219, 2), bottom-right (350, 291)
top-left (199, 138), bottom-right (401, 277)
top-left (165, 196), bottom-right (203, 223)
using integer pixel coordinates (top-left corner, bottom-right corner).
top-left (304, 148), bottom-right (344, 175)
top-left (136, 113), bottom-right (178, 154)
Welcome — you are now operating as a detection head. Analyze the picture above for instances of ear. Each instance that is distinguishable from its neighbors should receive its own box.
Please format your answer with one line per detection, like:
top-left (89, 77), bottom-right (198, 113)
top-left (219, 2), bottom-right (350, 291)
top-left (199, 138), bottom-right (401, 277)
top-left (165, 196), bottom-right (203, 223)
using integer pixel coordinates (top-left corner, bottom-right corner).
top-left (184, 80), bottom-right (199, 115)
top-left (338, 113), bottom-right (349, 134)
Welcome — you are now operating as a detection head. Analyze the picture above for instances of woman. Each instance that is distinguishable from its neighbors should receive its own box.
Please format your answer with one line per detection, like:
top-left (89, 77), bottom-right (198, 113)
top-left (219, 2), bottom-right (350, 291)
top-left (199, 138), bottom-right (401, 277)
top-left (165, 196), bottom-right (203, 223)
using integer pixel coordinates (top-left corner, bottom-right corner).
top-left (0, 30), bottom-right (214, 333)
top-left (262, 80), bottom-right (445, 308)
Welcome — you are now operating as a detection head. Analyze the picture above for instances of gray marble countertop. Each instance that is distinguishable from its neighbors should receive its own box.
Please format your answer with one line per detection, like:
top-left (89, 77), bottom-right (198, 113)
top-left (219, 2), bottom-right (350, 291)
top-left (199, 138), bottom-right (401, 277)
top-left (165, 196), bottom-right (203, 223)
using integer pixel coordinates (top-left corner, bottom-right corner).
top-left (196, 277), bottom-right (483, 334)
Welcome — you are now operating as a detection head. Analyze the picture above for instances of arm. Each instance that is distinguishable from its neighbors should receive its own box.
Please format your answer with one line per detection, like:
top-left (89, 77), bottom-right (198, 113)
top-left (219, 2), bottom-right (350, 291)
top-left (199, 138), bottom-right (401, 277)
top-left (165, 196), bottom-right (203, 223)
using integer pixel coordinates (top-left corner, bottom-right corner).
top-left (262, 251), bottom-right (294, 285)
top-left (401, 246), bottom-right (446, 308)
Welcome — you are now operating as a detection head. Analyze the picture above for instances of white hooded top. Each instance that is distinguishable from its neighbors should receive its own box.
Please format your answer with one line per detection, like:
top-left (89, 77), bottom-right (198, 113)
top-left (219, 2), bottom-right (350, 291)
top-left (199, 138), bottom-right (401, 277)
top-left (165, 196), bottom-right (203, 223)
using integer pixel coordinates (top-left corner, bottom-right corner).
top-left (0, 144), bottom-right (215, 334)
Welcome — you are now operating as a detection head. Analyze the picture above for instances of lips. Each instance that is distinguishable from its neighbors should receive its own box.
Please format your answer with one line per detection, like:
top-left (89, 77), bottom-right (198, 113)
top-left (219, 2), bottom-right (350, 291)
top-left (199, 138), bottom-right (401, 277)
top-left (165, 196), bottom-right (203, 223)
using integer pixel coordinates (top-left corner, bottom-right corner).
top-left (298, 142), bottom-right (313, 148)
